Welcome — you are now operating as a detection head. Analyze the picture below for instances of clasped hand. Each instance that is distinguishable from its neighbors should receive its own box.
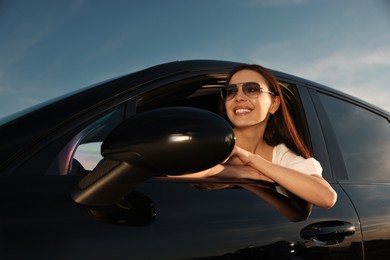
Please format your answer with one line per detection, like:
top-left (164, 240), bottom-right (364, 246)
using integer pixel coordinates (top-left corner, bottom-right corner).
top-left (221, 146), bottom-right (275, 183)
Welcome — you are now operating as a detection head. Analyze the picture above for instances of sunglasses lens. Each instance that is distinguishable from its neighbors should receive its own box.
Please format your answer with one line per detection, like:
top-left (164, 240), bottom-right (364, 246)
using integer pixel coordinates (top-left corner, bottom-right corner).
top-left (243, 82), bottom-right (261, 98)
top-left (221, 82), bottom-right (262, 100)
top-left (222, 85), bottom-right (238, 100)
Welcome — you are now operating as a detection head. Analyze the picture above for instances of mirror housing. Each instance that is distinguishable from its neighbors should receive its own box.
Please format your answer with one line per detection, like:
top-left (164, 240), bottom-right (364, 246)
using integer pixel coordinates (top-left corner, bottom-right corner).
top-left (71, 107), bottom-right (235, 207)
top-left (102, 106), bottom-right (235, 174)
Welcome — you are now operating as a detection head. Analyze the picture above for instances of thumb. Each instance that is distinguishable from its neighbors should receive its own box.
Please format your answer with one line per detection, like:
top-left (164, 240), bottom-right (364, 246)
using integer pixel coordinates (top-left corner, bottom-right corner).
top-left (222, 146), bottom-right (238, 164)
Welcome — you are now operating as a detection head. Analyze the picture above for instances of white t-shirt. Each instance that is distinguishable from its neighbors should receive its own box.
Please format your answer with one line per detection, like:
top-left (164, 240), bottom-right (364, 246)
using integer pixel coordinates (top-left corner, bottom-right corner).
top-left (272, 143), bottom-right (322, 196)
top-left (272, 143), bottom-right (322, 177)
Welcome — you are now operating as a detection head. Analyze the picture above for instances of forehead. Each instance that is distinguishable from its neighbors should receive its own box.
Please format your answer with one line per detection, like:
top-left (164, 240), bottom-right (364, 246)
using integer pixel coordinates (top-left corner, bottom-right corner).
top-left (229, 69), bottom-right (266, 85)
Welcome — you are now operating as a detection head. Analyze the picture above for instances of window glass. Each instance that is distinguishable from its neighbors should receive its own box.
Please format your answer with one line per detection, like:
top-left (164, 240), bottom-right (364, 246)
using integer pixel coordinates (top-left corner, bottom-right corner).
top-left (67, 108), bottom-right (124, 175)
top-left (319, 93), bottom-right (390, 181)
top-left (74, 142), bottom-right (103, 171)
top-left (12, 106), bottom-right (125, 176)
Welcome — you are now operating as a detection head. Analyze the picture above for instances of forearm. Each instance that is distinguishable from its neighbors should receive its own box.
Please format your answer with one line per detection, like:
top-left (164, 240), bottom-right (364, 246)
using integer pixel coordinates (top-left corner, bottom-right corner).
top-left (171, 163), bottom-right (273, 183)
top-left (247, 153), bottom-right (337, 208)
top-left (213, 164), bottom-right (274, 182)
top-left (168, 164), bottom-right (224, 178)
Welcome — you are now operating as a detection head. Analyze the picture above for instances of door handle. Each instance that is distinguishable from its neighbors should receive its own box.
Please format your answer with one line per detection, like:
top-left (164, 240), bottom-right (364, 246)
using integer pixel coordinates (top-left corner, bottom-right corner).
top-left (300, 221), bottom-right (356, 246)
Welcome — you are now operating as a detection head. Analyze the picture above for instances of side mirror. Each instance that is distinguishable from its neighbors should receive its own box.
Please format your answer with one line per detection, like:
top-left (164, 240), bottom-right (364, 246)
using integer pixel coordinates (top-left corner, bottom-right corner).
top-left (71, 107), bottom-right (235, 207)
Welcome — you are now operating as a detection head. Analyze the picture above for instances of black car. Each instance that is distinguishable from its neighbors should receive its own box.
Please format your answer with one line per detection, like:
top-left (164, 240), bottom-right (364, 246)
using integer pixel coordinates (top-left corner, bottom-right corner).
top-left (0, 60), bottom-right (389, 259)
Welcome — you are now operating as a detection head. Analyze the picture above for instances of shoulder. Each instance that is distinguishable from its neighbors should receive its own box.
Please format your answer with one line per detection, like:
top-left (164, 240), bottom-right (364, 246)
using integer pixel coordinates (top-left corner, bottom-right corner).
top-left (272, 143), bottom-right (322, 176)
top-left (272, 143), bottom-right (295, 162)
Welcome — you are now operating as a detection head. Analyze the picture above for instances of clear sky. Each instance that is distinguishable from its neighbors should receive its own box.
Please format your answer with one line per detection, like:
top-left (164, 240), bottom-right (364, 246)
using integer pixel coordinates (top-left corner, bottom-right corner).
top-left (1, 0), bottom-right (389, 118)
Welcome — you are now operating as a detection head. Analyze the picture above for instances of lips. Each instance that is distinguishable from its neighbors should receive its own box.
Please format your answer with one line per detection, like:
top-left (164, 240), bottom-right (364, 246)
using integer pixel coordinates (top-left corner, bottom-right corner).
top-left (234, 108), bottom-right (252, 114)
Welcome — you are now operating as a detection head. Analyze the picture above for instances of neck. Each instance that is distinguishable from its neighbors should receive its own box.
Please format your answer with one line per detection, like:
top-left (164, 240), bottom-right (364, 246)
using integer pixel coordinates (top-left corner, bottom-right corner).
top-left (234, 124), bottom-right (267, 153)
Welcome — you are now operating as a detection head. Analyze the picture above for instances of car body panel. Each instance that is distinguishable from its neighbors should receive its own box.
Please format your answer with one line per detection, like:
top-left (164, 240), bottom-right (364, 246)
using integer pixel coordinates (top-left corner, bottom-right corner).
top-left (0, 175), bottom-right (362, 259)
top-left (0, 60), bottom-right (389, 259)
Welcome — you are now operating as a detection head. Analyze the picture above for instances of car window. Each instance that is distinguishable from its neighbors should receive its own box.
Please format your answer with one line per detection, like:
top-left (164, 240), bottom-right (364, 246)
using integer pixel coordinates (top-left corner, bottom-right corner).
top-left (137, 79), bottom-right (311, 150)
top-left (73, 142), bottom-right (103, 171)
top-left (11, 106), bottom-right (125, 176)
top-left (318, 93), bottom-right (390, 181)
top-left (72, 79), bottom-right (312, 175)
top-left (67, 108), bottom-right (125, 175)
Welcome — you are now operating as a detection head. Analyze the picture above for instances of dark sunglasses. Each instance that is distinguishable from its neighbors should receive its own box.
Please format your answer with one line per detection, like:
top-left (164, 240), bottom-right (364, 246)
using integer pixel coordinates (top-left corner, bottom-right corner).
top-left (221, 82), bottom-right (276, 101)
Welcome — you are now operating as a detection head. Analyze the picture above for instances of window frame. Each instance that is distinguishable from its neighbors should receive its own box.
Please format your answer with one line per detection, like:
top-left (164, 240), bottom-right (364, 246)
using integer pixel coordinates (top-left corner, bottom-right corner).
top-left (296, 86), bottom-right (335, 181)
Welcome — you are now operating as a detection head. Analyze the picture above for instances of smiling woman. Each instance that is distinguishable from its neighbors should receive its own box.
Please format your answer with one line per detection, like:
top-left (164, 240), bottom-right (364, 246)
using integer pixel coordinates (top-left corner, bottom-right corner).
top-left (182, 64), bottom-right (337, 209)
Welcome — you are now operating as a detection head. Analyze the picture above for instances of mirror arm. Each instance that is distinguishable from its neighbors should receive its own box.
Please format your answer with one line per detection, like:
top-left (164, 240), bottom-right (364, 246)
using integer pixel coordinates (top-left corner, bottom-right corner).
top-left (70, 158), bottom-right (157, 207)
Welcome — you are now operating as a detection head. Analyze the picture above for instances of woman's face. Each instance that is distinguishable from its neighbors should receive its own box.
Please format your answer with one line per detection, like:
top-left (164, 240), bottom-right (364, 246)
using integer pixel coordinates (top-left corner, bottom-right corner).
top-left (225, 69), bottom-right (279, 128)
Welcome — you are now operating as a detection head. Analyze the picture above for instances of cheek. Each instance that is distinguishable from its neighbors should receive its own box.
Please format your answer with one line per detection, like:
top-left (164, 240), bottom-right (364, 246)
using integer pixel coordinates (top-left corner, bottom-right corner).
top-left (256, 98), bottom-right (273, 111)
top-left (225, 102), bottom-right (234, 119)
top-left (224, 101), bottom-right (231, 112)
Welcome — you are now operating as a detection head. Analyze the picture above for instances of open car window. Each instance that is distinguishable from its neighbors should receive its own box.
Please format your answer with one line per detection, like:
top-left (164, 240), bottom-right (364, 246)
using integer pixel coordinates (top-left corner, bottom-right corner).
top-left (71, 75), bottom-right (311, 180)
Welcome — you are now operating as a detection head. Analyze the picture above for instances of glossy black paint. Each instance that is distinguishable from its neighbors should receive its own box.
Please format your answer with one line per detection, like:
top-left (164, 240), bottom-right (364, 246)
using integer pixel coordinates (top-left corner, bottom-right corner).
top-left (102, 107), bottom-right (234, 173)
top-left (0, 176), bottom-right (362, 259)
top-left (0, 60), bottom-right (389, 259)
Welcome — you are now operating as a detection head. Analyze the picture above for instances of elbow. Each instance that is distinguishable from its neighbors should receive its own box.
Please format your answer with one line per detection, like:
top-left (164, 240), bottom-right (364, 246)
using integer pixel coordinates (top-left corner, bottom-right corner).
top-left (321, 189), bottom-right (338, 209)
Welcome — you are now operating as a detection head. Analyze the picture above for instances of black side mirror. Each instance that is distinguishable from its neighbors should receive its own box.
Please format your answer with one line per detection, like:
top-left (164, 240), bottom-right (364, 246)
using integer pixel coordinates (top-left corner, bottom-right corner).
top-left (71, 107), bottom-right (235, 207)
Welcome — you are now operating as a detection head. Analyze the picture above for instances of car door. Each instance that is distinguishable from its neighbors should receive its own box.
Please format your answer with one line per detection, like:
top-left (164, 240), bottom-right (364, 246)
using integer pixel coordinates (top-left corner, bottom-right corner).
top-left (309, 87), bottom-right (390, 259)
top-left (0, 61), bottom-right (364, 259)
top-left (69, 79), bottom-right (364, 259)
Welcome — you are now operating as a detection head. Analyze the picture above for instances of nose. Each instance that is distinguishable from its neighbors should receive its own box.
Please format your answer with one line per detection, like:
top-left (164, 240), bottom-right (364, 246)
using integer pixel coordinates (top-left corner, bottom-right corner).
top-left (234, 88), bottom-right (247, 101)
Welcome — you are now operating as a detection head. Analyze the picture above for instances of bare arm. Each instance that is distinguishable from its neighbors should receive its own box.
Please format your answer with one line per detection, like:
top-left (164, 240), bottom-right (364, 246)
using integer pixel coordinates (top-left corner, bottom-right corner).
top-left (174, 163), bottom-right (274, 182)
top-left (231, 146), bottom-right (337, 209)
top-left (169, 146), bottom-right (336, 208)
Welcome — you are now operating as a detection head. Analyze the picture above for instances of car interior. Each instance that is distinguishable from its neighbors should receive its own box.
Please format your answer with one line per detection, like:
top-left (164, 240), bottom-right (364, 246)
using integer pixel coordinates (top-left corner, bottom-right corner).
top-left (71, 73), bottom-right (312, 179)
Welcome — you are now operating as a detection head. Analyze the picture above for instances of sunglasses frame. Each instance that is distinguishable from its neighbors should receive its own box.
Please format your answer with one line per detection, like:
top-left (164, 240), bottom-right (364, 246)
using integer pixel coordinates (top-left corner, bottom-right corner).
top-left (221, 82), bottom-right (276, 101)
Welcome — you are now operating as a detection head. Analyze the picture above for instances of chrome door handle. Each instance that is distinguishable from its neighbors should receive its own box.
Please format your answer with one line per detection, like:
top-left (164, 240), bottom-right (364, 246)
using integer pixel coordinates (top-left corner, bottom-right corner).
top-left (300, 221), bottom-right (356, 246)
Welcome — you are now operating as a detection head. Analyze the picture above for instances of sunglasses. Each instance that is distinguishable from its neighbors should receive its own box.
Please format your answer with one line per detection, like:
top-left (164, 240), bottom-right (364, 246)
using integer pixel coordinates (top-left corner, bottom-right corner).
top-left (221, 82), bottom-right (276, 101)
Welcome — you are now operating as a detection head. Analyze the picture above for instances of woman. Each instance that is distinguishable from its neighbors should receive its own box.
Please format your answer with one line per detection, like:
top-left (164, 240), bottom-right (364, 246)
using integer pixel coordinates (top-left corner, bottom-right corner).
top-left (185, 64), bottom-right (337, 209)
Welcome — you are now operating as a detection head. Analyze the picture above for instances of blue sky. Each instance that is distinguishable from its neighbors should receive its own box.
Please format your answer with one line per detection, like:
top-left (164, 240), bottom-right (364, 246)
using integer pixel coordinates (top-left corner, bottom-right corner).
top-left (1, 0), bottom-right (389, 118)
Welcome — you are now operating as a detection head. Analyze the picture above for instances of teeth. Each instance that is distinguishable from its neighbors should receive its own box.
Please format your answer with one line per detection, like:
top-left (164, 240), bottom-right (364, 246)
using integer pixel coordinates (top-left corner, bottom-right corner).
top-left (235, 109), bottom-right (251, 114)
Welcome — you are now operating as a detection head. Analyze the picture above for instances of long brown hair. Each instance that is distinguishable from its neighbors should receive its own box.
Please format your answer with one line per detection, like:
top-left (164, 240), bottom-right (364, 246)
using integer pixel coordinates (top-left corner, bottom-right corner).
top-left (224, 64), bottom-right (311, 159)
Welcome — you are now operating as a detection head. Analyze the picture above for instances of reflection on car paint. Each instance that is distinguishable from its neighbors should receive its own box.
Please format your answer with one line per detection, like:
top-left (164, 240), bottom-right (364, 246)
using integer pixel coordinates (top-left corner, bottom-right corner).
top-left (192, 181), bottom-right (312, 222)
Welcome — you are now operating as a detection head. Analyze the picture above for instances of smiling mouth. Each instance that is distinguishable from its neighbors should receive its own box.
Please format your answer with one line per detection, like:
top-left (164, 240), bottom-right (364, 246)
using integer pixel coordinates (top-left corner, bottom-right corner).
top-left (234, 108), bottom-right (252, 115)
